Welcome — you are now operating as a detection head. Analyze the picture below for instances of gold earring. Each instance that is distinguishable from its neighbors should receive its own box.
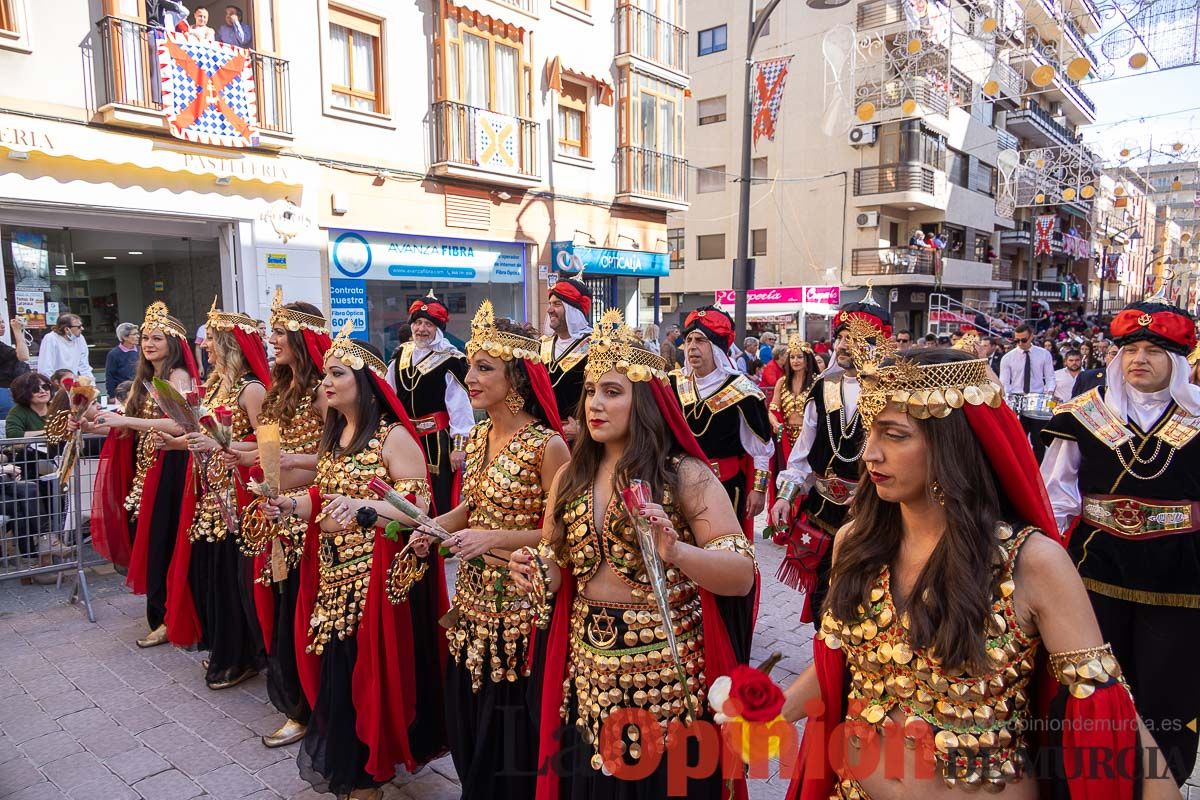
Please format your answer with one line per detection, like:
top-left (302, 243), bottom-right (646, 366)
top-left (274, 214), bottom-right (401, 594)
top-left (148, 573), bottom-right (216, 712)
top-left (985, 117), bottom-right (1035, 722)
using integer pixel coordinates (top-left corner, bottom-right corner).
top-left (504, 389), bottom-right (524, 415)
top-left (930, 481), bottom-right (946, 507)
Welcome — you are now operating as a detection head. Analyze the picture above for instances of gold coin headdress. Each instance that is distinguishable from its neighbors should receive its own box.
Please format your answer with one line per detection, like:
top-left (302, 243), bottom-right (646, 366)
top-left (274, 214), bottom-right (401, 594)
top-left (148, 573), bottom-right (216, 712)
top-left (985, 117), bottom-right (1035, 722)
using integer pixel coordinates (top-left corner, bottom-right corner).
top-left (847, 317), bottom-right (1004, 427)
top-left (327, 319), bottom-right (387, 378)
top-left (585, 309), bottom-right (668, 383)
top-left (1189, 342), bottom-right (1200, 367)
top-left (141, 301), bottom-right (187, 340)
top-left (786, 334), bottom-right (812, 356)
top-left (269, 287), bottom-right (329, 335)
top-left (953, 329), bottom-right (981, 352)
top-left (466, 300), bottom-right (540, 362)
top-left (206, 296), bottom-right (258, 334)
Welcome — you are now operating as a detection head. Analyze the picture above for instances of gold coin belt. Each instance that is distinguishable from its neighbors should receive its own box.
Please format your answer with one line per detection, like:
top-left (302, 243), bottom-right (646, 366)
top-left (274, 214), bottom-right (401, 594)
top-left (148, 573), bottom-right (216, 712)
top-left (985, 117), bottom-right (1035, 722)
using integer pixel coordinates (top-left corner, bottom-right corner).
top-left (123, 396), bottom-right (159, 519)
top-left (306, 422), bottom-right (420, 654)
top-left (188, 378), bottom-right (255, 544)
top-left (446, 420), bottom-right (554, 690)
top-left (562, 592), bottom-right (705, 771)
top-left (818, 523), bottom-right (1040, 791)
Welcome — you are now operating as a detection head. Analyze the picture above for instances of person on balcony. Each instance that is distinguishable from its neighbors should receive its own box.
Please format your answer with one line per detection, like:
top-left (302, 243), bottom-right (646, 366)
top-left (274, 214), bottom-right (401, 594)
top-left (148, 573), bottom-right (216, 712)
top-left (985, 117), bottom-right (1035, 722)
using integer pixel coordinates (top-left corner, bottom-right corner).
top-left (189, 7), bottom-right (215, 40)
top-left (217, 5), bottom-right (253, 49)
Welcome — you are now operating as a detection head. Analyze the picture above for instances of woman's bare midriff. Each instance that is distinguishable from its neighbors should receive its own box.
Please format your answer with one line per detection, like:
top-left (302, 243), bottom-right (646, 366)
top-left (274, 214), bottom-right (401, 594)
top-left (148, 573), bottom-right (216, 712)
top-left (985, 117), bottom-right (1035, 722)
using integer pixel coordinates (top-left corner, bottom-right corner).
top-left (839, 707), bottom-right (1038, 800)
top-left (579, 562), bottom-right (638, 605)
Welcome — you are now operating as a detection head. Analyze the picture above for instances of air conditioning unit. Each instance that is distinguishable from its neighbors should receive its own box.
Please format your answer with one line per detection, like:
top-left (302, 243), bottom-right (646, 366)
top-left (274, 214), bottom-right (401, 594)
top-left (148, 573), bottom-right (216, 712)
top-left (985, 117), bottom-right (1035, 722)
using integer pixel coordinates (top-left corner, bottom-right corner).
top-left (856, 211), bottom-right (880, 228)
top-left (848, 125), bottom-right (877, 146)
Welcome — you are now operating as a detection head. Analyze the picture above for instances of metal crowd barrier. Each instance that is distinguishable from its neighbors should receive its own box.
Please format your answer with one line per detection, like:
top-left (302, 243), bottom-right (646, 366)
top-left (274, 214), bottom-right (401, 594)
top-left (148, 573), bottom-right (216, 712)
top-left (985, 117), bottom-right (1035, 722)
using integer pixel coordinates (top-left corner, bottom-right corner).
top-left (0, 432), bottom-right (105, 622)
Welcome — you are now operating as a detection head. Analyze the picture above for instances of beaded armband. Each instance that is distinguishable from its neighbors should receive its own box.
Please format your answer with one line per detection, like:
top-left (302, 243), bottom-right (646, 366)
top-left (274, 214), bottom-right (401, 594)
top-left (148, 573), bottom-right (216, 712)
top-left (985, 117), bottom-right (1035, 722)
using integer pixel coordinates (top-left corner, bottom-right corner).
top-left (777, 480), bottom-right (801, 504)
top-left (1049, 644), bottom-right (1131, 699)
top-left (752, 469), bottom-right (770, 493)
top-left (703, 533), bottom-right (756, 562)
top-left (452, 434), bottom-right (468, 452)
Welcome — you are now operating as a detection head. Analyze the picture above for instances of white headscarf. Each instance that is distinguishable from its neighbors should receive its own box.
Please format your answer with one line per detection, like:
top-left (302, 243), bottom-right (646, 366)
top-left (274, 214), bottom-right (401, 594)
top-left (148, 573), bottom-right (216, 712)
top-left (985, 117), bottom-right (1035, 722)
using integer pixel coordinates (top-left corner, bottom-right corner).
top-left (1104, 349), bottom-right (1200, 419)
top-left (682, 336), bottom-right (740, 382)
top-left (545, 303), bottom-right (592, 339)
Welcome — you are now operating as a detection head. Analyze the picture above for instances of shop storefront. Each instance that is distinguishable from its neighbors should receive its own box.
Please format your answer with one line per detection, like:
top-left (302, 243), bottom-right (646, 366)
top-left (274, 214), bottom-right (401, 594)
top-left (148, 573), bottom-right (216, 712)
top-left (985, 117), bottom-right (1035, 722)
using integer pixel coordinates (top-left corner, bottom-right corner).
top-left (0, 111), bottom-right (316, 387)
top-left (328, 229), bottom-right (528, 357)
top-left (550, 241), bottom-right (667, 325)
top-left (712, 286), bottom-right (842, 342)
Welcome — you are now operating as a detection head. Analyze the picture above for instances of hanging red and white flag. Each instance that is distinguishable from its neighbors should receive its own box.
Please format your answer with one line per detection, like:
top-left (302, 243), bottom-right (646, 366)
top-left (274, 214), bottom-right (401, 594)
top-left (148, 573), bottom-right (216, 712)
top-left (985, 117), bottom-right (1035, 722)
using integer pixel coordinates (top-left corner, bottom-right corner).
top-left (752, 56), bottom-right (793, 148)
top-left (1034, 215), bottom-right (1056, 256)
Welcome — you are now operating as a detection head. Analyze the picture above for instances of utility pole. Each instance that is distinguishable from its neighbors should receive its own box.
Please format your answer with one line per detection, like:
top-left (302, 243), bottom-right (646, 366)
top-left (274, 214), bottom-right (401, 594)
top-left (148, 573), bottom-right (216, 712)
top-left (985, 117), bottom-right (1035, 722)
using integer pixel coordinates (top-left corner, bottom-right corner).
top-left (732, 0), bottom-right (784, 344)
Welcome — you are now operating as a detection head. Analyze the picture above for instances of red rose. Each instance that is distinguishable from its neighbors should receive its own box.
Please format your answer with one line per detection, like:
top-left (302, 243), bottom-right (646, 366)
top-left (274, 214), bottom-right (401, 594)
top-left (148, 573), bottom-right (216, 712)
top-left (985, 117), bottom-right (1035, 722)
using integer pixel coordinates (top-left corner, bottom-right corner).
top-left (199, 414), bottom-right (216, 429)
top-left (61, 377), bottom-right (75, 390)
top-left (185, 391), bottom-right (200, 406)
top-left (249, 466), bottom-right (265, 483)
top-left (367, 476), bottom-right (393, 498)
top-left (214, 406), bottom-right (234, 425)
top-left (71, 393), bottom-right (88, 406)
top-left (727, 665), bottom-right (785, 722)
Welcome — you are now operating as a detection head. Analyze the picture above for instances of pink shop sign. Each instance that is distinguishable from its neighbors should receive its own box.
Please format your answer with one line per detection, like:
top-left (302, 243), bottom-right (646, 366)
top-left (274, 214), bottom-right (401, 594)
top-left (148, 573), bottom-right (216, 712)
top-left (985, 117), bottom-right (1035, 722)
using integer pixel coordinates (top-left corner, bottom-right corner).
top-left (803, 286), bottom-right (841, 306)
top-left (714, 286), bottom-right (839, 306)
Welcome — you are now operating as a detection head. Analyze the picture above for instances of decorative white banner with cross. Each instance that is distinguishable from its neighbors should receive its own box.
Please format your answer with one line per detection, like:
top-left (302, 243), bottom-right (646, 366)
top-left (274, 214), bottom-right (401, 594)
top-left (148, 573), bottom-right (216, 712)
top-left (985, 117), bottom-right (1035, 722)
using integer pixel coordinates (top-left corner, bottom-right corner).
top-left (474, 109), bottom-right (519, 173)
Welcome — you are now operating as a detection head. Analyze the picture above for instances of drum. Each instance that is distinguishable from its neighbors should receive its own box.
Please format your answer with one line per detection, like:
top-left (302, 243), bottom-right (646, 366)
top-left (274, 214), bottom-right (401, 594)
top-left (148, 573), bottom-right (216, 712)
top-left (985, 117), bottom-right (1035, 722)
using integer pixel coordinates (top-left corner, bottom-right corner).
top-left (1019, 392), bottom-right (1054, 420)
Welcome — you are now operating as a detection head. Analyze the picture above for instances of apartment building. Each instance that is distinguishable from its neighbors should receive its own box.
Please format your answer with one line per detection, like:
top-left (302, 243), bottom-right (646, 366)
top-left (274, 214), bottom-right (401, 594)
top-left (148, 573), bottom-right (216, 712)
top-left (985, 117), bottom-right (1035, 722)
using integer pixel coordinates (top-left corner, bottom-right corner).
top-left (0, 0), bottom-right (685, 369)
top-left (662, 0), bottom-right (1105, 336)
top-left (1139, 161), bottom-right (1199, 259)
top-left (1093, 167), bottom-right (1157, 314)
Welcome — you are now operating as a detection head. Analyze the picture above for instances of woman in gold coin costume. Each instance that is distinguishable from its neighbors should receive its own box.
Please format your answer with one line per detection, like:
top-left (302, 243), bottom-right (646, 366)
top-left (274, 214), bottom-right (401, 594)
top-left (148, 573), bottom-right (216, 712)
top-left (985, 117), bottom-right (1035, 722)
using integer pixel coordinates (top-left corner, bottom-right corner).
top-left (409, 300), bottom-right (568, 800)
top-left (264, 327), bottom-right (438, 799)
top-left (510, 310), bottom-right (757, 800)
top-left (89, 302), bottom-right (200, 648)
top-left (782, 333), bottom-right (1178, 800)
top-left (769, 334), bottom-right (818, 512)
top-left (234, 291), bottom-right (331, 749)
top-left (177, 302), bottom-right (271, 689)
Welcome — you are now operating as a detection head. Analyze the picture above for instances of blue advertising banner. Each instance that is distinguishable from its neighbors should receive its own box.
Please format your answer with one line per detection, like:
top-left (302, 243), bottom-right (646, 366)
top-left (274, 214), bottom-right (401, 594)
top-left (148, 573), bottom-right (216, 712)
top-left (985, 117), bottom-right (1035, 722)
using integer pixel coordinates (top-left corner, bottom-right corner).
top-left (550, 241), bottom-right (668, 278)
top-left (330, 229), bottom-right (525, 283)
top-left (330, 279), bottom-right (368, 341)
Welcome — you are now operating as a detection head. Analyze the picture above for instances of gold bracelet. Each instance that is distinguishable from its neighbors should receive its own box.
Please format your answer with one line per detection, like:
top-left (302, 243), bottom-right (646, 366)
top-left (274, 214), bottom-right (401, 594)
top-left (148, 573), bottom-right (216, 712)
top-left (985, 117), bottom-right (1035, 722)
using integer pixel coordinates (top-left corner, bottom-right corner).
top-left (778, 480), bottom-right (800, 504)
top-left (451, 433), bottom-right (468, 451)
top-left (1049, 644), bottom-right (1127, 699)
top-left (703, 533), bottom-right (756, 562)
top-left (516, 545), bottom-right (553, 629)
top-left (752, 469), bottom-right (770, 493)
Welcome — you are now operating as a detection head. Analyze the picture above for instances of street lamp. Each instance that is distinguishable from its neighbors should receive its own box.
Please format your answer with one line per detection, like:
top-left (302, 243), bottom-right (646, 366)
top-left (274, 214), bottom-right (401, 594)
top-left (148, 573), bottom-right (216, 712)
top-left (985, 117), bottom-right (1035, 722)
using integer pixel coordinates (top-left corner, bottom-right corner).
top-left (732, 0), bottom-right (843, 342)
top-left (1098, 224), bottom-right (1141, 320)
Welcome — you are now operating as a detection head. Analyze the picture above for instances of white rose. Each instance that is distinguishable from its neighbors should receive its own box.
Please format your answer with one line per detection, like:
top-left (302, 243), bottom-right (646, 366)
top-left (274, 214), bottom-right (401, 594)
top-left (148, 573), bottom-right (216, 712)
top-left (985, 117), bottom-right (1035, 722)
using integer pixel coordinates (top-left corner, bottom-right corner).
top-left (708, 674), bottom-right (732, 724)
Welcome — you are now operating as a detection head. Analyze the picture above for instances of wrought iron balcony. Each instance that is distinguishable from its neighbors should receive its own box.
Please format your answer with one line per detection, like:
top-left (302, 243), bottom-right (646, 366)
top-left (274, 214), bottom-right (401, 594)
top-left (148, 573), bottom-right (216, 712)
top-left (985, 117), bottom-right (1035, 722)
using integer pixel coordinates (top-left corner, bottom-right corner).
top-left (851, 246), bottom-right (936, 276)
top-left (430, 100), bottom-right (540, 183)
top-left (615, 4), bottom-right (687, 74)
top-left (854, 164), bottom-right (938, 195)
top-left (615, 145), bottom-right (688, 209)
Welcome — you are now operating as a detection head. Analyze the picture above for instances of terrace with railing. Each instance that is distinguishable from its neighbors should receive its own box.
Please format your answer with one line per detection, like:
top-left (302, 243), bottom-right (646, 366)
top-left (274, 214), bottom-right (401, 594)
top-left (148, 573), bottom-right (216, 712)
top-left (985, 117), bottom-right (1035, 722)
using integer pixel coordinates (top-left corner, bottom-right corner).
top-left (615, 4), bottom-right (687, 74)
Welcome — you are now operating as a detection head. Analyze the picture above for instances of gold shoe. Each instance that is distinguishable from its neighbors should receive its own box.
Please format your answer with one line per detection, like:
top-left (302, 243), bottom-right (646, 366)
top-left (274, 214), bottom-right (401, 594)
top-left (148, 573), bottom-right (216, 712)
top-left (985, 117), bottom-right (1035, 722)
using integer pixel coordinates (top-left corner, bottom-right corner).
top-left (261, 718), bottom-right (306, 748)
top-left (206, 668), bottom-right (257, 690)
top-left (136, 625), bottom-right (169, 648)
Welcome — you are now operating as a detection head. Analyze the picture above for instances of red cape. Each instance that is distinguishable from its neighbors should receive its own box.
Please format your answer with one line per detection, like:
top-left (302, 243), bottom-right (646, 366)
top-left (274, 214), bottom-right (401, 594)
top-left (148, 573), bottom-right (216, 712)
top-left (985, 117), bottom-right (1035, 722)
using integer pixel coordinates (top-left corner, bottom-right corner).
top-left (91, 429), bottom-right (135, 568)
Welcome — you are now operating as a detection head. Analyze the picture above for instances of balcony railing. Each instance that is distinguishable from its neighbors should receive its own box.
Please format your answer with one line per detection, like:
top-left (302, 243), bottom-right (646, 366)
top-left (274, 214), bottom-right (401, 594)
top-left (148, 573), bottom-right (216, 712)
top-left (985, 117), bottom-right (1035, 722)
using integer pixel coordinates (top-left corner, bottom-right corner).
top-left (431, 101), bottom-right (540, 179)
top-left (997, 127), bottom-right (1019, 151)
top-left (493, 0), bottom-right (537, 14)
top-left (854, 164), bottom-right (937, 195)
top-left (95, 16), bottom-right (292, 135)
top-left (851, 246), bottom-right (936, 276)
top-left (992, 258), bottom-right (1015, 281)
top-left (1007, 100), bottom-right (1080, 144)
top-left (1062, 17), bottom-right (1097, 65)
top-left (616, 4), bottom-right (687, 74)
top-left (616, 145), bottom-right (688, 205)
top-left (858, 76), bottom-right (950, 117)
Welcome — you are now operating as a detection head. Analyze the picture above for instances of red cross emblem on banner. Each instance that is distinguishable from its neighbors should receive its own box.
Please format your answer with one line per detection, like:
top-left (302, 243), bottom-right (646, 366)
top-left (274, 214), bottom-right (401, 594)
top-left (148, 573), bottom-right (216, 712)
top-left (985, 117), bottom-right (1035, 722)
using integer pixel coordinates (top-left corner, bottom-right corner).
top-left (752, 57), bottom-right (793, 147)
top-left (1034, 215), bottom-right (1055, 256)
top-left (163, 39), bottom-right (255, 139)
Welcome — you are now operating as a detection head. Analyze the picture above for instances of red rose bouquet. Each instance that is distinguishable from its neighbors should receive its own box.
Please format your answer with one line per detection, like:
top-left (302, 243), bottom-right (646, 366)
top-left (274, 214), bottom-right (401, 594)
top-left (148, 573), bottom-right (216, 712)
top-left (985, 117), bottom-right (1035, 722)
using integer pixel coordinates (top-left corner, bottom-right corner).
top-left (57, 376), bottom-right (99, 483)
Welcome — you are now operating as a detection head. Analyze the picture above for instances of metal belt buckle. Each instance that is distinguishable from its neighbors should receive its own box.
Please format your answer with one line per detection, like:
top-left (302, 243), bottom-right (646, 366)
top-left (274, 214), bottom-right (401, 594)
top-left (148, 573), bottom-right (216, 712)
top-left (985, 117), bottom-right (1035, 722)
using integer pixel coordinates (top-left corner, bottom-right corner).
top-left (1110, 499), bottom-right (1146, 534)
top-left (816, 474), bottom-right (857, 505)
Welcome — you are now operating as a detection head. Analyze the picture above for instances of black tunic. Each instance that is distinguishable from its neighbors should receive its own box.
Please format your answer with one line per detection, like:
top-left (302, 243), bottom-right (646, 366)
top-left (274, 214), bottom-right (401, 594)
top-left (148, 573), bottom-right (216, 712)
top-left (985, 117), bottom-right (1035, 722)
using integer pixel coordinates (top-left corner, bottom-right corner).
top-left (670, 371), bottom-right (772, 520)
top-left (391, 344), bottom-right (468, 516)
top-left (542, 335), bottom-right (590, 424)
top-left (1041, 387), bottom-right (1200, 606)
top-left (799, 374), bottom-right (866, 535)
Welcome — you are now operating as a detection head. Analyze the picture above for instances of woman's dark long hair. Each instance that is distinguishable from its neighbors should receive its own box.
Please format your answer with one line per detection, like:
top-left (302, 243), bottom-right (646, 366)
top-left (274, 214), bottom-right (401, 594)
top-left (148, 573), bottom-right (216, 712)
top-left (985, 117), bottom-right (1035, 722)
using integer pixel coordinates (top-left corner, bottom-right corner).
top-left (319, 341), bottom-right (394, 458)
top-left (125, 332), bottom-right (189, 417)
top-left (826, 348), bottom-right (1014, 674)
top-left (553, 364), bottom-right (691, 532)
top-left (264, 302), bottom-right (323, 421)
top-left (782, 350), bottom-right (818, 399)
top-left (491, 319), bottom-right (557, 432)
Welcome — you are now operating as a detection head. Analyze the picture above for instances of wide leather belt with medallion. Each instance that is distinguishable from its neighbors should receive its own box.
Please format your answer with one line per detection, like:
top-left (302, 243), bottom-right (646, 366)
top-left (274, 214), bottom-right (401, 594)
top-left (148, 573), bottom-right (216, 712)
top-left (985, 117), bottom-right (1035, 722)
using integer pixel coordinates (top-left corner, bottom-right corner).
top-left (814, 473), bottom-right (859, 506)
top-left (1082, 494), bottom-right (1200, 540)
top-left (411, 411), bottom-right (450, 437)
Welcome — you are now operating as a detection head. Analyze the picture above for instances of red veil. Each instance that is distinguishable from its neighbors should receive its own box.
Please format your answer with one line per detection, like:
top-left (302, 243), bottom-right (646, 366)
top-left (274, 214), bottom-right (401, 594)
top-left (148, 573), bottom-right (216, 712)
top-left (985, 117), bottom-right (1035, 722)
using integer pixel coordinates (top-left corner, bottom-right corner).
top-left (788, 401), bottom-right (1138, 800)
top-left (534, 376), bottom-right (751, 800)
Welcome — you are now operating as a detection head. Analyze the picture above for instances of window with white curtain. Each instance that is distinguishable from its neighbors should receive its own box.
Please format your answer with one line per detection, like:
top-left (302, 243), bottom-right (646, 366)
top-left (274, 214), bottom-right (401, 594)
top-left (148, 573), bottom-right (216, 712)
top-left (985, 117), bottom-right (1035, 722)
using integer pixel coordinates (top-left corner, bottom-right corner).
top-left (441, 9), bottom-right (530, 119)
top-left (328, 6), bottom-right (383, 113)
top-left (557, 78), bottom-right (589, 158)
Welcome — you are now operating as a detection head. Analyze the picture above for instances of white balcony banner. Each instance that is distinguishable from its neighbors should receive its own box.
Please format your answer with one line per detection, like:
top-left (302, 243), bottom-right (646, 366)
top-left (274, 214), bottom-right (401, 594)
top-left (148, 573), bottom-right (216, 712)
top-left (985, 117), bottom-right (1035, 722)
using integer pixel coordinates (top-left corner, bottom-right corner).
top-left (474, 109), bottom-right (519, 174)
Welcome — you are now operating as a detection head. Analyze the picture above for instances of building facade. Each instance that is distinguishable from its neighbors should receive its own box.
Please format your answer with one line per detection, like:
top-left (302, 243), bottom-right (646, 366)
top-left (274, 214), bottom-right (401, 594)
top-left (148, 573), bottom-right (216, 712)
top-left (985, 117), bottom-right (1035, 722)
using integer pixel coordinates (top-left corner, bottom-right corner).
top-left (1139, 160), bottom-right (1199, 311)
top-left (1093, 167), bottom-right (1158, 315)
top-left (0, 0), bottom-right (685, 376)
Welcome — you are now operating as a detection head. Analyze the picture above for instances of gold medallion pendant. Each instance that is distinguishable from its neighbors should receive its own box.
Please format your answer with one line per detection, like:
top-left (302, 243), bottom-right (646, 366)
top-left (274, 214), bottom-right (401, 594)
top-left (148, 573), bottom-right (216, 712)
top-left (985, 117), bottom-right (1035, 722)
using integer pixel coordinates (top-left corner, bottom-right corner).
top-left (586, 607), bottom-right (618, 648)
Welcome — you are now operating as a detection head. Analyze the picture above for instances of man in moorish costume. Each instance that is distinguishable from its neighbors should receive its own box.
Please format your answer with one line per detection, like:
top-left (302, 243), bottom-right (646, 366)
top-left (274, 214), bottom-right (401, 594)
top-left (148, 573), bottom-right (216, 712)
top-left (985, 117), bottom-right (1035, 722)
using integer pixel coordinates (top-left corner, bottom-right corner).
top-left (541, 276), bottom-right (593, 439)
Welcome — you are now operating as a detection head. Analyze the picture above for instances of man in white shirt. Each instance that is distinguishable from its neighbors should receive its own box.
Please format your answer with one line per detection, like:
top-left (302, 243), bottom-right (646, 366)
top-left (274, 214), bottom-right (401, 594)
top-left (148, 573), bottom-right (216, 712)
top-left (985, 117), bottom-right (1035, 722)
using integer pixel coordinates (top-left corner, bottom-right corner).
top-left (671, 306), bottom-right (773, 540)
top-left (36, 314), bottom-right (94, 380)
top-left (1052, 347), bottom-right (1083, 403)
top-left (999, 323), bottom-right (1055, 460)
top-left (1040, 299), bottom-right (1200, 786)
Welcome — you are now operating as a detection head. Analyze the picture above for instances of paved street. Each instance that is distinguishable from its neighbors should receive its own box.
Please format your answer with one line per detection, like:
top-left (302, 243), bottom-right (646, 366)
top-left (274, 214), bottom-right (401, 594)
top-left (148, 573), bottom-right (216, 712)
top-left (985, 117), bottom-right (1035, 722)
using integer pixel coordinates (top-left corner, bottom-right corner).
top-left (0, 541), bottom-right (809, 800)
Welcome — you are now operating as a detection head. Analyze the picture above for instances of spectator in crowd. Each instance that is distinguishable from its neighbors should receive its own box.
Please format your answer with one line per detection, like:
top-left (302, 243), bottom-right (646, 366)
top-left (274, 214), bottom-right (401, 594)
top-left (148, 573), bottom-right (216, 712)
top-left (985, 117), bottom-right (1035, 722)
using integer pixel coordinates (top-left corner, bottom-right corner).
top-left (1072, 341), bottom-right (1119, 396)
top-left (982, 336), bottom-right (1004, 376)
top-left (0, 316), bottom-right (31, 419)
top-left (37, 314), bottom-right (93, 380)
top-left (49, 369), bottom-right (74, 394)
top-left (813, 337), bottom-right (830, 356)
top-left (741, 336), bottom-right (760, 370)
top-left (148, 0), bottom-right (189, 31)
top-left (1000, 323), bottom-right (1056, 460)
top-left (1053, 348), bottom-right (1083, 403)
top-left (104, 323), bottom-right (139, 399)
top-left (949, 330), bottom-right (964, 346)
top-left (814, 352), bottom-right (827, 373)
top-left (6, 372), bottom-right (51, 439)
top-left (937, 335), bottom-right (951, 346)
top-left (1041, 338), bottom-right (1063, 370)
top-left (923, 333), bottom-right (938, 347)
top-left (190, 6), bottom-right (215, 39)
top-left (746, 358), bottom-right (764, 384)
top-left (761, 344), bottom-right (786, 393)
top-left (640, 322), bottom-right (660, 347)
top-left (758, 332), bottom-right (777, 364)
top-left (1079, 341), bottom-right (1096, 369)
top-left (112, 380), bottom-right (133, 409)
top-left (194, 322), bottom-right (211, 377)
top-left (894, 329), bottom-right (913, 347)
top-left (216, 5), bottom-right (253, 48)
